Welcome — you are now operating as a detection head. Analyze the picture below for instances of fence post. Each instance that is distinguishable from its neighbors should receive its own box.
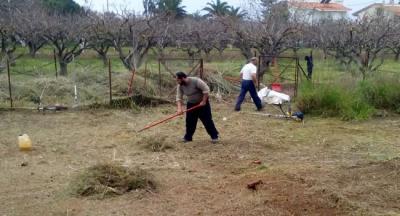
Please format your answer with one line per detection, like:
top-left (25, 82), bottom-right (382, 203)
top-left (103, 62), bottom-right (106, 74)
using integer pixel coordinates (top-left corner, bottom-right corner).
top-left (108, 59), bottom-right (112, 105)
top-left (158, 60), bottom-right (161, 97)
top-left (144, 61), bottom-right (147, 90)
top-left (200, 58), bottom-right (204, 79)
top-left (295, 58), bottom-right (299, 97)
top-left (7, 59), bottom-right (13, 109)
top-left (257, 56), bottom-right (261, 90)
top-left (53, 49), bottom-right (58, 78)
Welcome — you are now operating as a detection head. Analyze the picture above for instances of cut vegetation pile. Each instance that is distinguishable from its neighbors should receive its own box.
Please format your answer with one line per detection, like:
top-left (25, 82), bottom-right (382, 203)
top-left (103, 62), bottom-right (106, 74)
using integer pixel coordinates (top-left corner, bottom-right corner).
top-left (69, 163), bottom-right (156, 198)
top-left (138, 135), bottom-right (173, 152)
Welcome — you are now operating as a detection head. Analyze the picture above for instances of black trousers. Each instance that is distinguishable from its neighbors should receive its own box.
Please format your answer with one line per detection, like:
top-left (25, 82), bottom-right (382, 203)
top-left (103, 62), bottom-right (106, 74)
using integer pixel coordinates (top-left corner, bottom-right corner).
top-left (184, 101), bottom-right (219, 141)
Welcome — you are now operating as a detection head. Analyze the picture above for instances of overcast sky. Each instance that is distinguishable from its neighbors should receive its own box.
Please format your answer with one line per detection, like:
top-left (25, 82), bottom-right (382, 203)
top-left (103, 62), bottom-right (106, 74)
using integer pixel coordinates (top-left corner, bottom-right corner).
top-left (74, 0), bottom-right (381, 16)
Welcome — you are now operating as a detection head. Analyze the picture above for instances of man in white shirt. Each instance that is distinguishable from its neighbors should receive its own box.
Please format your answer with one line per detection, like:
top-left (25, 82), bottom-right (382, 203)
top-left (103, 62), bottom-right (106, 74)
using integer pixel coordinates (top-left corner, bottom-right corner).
top-left (234, 57), bottom-right (263, 111)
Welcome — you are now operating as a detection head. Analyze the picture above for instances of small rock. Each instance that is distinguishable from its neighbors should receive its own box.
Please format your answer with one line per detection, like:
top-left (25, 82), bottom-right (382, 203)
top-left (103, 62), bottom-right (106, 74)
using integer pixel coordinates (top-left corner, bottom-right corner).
top-left (21, 161), bottom-right (28, 167)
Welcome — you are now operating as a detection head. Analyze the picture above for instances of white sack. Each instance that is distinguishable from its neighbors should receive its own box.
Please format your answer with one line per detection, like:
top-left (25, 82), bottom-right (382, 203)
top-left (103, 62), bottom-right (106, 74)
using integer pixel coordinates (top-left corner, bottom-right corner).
top-left (257, 87), bottom-right (290, 105)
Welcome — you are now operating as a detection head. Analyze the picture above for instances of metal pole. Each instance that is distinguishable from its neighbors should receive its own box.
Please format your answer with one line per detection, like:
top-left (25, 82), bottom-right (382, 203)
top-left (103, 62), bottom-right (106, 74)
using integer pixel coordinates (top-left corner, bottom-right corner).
top-left (144, 61), bottom-right (147, 90)
top-left (294, 57), bottom-right (300, 97)
top-left (53, 49), bottom-right (58, 78)
top-left (7, 59), bottom-right (13, 108)
top-left (200, 58), bottom-right (204, 79)
top-left (257, 56), bottom-right (261, 90)
top-left (108, 59), bottom-right (112, 105)
top-left (158, 60), bottom-right (161, 97)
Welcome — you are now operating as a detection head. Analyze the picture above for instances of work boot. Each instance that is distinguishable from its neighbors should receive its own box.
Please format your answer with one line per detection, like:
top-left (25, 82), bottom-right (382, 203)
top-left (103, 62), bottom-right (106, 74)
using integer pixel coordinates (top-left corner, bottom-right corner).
top-left (211, 138), bottom-right (219, 144)
top-left (180, 137), bottom-right (192, 143)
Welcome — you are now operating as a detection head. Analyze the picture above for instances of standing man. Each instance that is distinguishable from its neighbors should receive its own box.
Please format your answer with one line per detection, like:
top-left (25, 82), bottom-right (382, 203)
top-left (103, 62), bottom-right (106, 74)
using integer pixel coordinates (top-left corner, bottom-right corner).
top-left (176, 72), bottom-right (219, 143)
top-left (305, 54), bottom-right (313, 80)
top-left (234, 57), bottom-right (263, 111)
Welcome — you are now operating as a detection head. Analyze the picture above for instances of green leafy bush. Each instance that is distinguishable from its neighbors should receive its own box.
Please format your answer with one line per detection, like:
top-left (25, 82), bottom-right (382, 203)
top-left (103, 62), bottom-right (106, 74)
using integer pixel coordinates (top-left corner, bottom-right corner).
top-left (297, 81), bottom-right (375, 120)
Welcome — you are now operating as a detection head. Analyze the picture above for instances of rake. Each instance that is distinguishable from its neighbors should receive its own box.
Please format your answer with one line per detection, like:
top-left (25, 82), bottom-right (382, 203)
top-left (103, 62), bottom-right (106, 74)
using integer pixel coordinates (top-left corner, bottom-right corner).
top-left (137, 104), bottom-right (202, 132)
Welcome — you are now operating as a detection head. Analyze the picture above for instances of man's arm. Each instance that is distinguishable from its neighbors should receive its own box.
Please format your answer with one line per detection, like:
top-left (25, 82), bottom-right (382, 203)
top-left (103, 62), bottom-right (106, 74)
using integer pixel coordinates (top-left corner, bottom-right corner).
top-left (176, 86), bottom-right (184, 113)
top-left (176, 100), bottom-right (183, 114)
top-left (196, 78), bottom-right (210, 106)
top-left (199, 93), bottom-right (209, 106)
top-left (251, 73), bottom-right (258, 86)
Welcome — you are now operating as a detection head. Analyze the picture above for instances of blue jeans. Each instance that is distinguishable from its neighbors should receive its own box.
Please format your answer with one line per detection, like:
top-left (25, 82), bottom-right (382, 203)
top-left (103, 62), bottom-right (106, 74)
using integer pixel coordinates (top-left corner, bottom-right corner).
top-left (235, 80), bottom-right (262, 111)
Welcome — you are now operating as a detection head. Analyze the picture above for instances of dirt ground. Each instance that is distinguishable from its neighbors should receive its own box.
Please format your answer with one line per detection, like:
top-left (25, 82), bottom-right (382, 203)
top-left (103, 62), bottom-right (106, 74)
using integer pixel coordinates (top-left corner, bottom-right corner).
top-left (0, 101), bottom-right (399, 216)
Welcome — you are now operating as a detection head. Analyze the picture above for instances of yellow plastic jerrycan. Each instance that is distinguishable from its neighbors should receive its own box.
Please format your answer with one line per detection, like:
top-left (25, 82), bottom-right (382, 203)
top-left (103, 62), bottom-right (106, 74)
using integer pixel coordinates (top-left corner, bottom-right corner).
top-left (18, 134), bottom-right (32, 151)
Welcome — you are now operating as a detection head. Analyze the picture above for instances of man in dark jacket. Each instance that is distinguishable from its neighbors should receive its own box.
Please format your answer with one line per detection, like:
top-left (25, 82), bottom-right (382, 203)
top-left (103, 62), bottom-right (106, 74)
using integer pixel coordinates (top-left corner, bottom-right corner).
top-left (305, 55), bottom-right (313, 80)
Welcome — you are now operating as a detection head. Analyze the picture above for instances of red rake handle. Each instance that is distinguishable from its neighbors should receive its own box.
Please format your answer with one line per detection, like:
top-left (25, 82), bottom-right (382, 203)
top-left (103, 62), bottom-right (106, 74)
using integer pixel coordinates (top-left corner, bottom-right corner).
top-left (137, 104), bottom-right (202, 132)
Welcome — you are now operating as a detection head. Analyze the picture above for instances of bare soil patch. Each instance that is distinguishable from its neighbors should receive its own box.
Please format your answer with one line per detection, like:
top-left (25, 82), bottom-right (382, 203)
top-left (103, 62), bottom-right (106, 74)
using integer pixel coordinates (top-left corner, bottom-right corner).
top-left (0, 102), bottom-right (399, 215)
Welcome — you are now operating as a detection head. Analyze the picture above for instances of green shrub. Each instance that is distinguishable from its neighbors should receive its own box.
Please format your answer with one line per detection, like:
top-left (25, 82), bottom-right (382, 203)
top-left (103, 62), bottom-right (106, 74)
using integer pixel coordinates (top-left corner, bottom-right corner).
top-left (358, 79), bottom-right (400, 113)
top-left (297, 81), bottom-right (375, 120)
top-left (297, 82), bottom-right (344, 117)
top-left (341, 97), bottom-right (375, 121)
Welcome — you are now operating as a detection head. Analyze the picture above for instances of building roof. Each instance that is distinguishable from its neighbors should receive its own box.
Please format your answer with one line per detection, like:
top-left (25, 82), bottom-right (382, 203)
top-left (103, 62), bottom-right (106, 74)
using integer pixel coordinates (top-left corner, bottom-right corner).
top-left (289, 2), bottom-right (351, 12)
top-left (353, 3), bottom-right (400, 16)
top-left (383, 5), bottom-right (400, 16)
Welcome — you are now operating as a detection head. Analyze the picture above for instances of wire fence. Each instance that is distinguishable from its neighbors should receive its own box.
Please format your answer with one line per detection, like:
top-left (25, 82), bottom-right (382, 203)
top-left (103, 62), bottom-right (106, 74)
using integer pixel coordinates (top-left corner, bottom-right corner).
top-left (0, 49), bottom-right (399, 110)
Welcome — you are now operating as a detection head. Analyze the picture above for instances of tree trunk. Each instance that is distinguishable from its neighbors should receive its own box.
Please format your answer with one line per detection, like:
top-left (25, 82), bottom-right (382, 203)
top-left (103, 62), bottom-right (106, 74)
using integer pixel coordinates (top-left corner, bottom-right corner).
top-left (7, 52), bottom-right (16, 66)
top-left (395, 51), bottom-right (400, 61)
top-left (59, 61), bottom-right (68, 76)
top-left (28, 46), bottom-right (36, 58)
top-left (240, 48), bottom-right (252, 61)
top-left (1, 38), bottom-right (6, 54)
top-left (99, 53), bottom-right (108, 67)
top-left (204, 50), bottom-right (211, 62)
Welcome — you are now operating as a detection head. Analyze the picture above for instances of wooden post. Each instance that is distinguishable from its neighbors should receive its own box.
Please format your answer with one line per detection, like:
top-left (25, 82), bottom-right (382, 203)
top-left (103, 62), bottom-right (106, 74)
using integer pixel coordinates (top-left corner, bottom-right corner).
top-left (108, 59), bottom-right (112, 105)
top-left (7, 59), bottom-right (13, 108)
top-left (53, 49), bottom-right (58, 78)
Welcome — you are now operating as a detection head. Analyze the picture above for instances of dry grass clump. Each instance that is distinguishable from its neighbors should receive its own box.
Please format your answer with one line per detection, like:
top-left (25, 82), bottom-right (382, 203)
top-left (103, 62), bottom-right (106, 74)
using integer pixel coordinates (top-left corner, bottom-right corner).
top-left (204, 69), bottom-right (238, 95)
top-left (69, 163), bottom-right (156, 198)
top-left (324, 157), bottom-right (400, 214)
top-left (139, 135), bottom-right (173, 152)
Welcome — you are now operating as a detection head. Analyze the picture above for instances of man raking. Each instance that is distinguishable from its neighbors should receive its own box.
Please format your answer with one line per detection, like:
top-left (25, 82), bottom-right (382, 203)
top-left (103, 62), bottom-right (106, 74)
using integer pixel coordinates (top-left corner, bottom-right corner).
top-left (175, 72), bottom-right (219, 143)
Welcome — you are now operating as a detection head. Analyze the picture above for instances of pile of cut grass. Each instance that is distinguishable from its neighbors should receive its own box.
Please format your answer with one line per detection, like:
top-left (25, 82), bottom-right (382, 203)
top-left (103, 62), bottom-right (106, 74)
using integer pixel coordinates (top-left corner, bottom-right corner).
top-left (69, 163), bottom-right (156, 199)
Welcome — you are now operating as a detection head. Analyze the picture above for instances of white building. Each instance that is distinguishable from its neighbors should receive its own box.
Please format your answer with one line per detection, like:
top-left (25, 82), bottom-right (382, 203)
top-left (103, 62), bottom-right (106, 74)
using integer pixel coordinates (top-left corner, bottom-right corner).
top-left (287, 0), bottom-right (350, 23)
top-left (352, 1), bottom-right (400, 18)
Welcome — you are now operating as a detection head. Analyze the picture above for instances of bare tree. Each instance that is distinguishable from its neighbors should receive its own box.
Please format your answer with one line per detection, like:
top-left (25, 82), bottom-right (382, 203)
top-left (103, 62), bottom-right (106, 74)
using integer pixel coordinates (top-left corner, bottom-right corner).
top-left (87, 13), bottom-right (116, 67)
top-left (174, 19), bottom-right (202, 60)
top-left (107, 14), bottom-right (159, 71)
top-left (42, 14), bottom-right (90, 76)
top-left (388, 18), bottom-right (400, 61)
top-left (14, 0), bottom-right (47, 58)
top-left (319, 17), bottom-right (395, 79)
top-left (0, 0), bottom-right (24, 67)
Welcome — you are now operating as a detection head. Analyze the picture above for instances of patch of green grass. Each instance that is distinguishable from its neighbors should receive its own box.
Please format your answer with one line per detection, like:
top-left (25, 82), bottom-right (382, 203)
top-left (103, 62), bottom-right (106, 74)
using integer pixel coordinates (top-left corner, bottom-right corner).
top-left (357, 78), bottom-right (400, 113)
top-left (297, 82), bottom-right (375, 120)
